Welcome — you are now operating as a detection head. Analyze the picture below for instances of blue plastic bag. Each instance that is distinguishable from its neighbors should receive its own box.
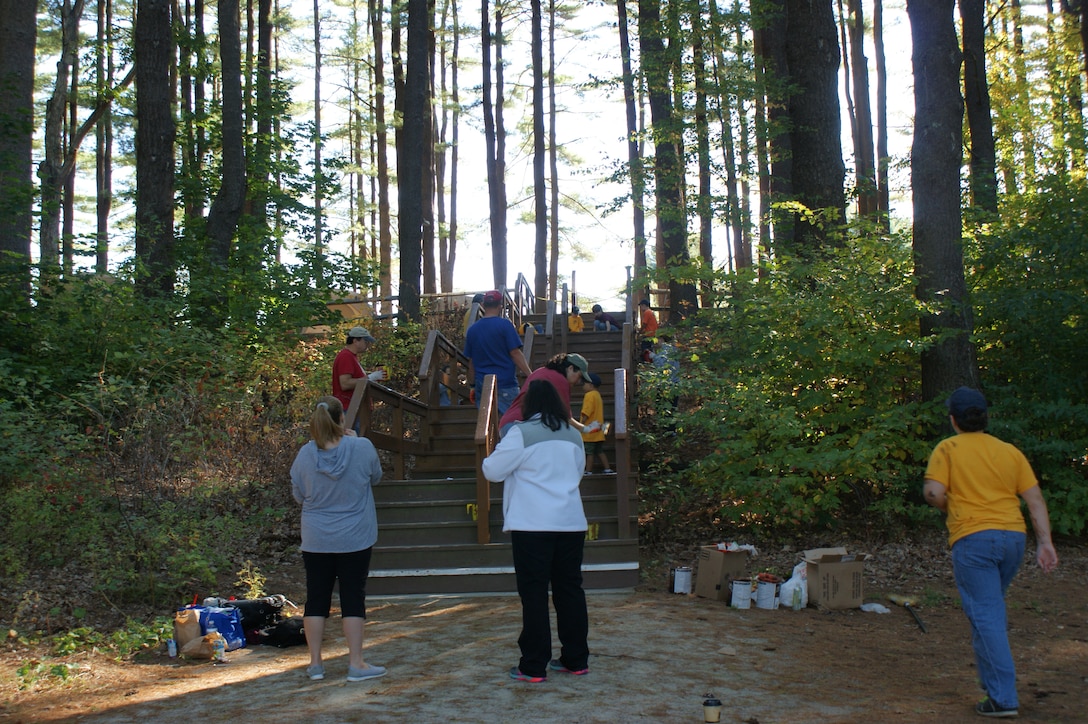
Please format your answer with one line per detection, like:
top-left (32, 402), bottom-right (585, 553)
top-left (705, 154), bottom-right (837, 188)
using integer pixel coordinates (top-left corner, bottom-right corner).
top-left (185, 604), bottom-right (247, 651)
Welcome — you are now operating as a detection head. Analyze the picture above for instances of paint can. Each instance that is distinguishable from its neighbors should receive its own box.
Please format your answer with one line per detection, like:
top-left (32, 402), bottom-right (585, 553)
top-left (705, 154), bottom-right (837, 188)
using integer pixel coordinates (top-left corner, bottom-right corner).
top-left (672, 566), bottom-right (693, 594)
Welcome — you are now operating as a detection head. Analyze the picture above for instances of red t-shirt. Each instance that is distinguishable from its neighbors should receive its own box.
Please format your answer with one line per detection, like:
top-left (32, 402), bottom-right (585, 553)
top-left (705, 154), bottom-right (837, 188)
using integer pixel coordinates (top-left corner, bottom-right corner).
top-left (332, 348), bottom-right (364, 409)
top-left (499, 367), bottom-right (572, 428)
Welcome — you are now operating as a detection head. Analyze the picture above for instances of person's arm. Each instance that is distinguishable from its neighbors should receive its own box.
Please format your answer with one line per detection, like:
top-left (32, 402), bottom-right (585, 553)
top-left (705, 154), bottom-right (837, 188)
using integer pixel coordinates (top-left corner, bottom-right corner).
top-left (510, 348), bottom-right (532, 378)
top-left (923, 478), bottom-right (948, 512)
top-left (481, 428), bottom-right (524, 482)
top-left (340, 372), bottom-right (359, 391)
top-left (1020, 485), bottom-right (1059, 572)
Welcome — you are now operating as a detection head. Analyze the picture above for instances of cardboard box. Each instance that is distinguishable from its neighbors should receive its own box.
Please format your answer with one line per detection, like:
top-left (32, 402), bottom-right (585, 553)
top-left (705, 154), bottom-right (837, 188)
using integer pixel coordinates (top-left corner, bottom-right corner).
top-left (694, 546), bottom-right (749, 601)
top-left (803, 547), bottom-right (872, 609)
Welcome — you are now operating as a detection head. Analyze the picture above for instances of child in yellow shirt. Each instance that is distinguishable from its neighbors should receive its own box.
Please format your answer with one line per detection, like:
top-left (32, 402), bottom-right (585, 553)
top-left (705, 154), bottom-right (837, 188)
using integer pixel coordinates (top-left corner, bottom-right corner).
top-left (580, 373), bottom-right (612, 474)
top-left (568, 306), bottom-right (584, 333)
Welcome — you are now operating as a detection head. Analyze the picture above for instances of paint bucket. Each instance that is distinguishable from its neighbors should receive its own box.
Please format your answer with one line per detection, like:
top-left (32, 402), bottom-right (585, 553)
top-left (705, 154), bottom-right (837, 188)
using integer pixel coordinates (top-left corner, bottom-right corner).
top-left (672, 566), bottom-right (692, 594)
top-left (730, 580), bottom-right (752, 609)
top-left (755, 580), bottom-right (780, 609)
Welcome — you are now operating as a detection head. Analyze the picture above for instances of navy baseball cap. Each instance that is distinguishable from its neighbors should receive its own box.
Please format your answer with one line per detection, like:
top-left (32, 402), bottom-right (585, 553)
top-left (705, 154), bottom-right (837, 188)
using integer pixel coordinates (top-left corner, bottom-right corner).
top-left (947, 387), bottom-right (987, 418)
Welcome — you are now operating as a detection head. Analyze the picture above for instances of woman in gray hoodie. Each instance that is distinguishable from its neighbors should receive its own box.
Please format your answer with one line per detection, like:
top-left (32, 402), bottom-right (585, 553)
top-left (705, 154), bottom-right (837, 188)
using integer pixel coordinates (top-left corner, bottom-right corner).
top-left (291, 396), bottom-right (386, 682)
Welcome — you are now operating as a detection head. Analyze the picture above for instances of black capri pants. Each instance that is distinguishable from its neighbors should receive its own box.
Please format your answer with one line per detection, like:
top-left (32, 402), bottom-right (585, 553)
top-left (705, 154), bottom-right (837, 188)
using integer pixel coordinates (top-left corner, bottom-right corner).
top-left (302, 548), bottom-right (373, 618)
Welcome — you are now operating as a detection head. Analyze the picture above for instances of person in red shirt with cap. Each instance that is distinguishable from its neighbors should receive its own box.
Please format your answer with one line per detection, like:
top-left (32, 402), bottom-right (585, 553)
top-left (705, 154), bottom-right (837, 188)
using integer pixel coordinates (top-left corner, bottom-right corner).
top-left (332, 327), bottom-right (386, 426)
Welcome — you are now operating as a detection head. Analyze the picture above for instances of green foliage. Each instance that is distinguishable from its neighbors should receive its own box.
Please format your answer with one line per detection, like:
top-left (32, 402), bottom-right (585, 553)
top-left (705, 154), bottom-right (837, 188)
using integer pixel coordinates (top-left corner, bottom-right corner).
top-left (638, 229), bottom-right (940, 538)
top-left (968, 177), bottom-right (1088, 535)
top-left (51, 617), bottom-right (172, 659)
top-left (234, 560), bottom-right (267, 600)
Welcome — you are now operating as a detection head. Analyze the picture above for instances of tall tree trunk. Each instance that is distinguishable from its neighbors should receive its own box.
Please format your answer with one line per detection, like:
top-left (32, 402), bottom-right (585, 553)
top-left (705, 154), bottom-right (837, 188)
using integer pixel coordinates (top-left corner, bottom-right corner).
top-left (40, 0), bottom-right (87, 277)
top-left (370, 0), bottom-right (393, 313)
top-left (960, 0), bottom-right (998, 212)
top-left (135, 0), bottom-right (177, 298)
top-left (203, 0), bottom-right (247, 324)
top-left (531, 0), bottom-right (547, 305)
top-left (436, 0), bottom-right (459, 293)
top-left (728, 0), bottom-right (754, 269)
top-left (481, 0), bottom-right (508, 288)
top-left (64, 41), bottom-right (80, 275)
top-left (754, 0), bottom-right (793, 252)
top-left (749, 22), bottom-right (771, 269)
top-left (616, 0), bottom-right (648, 293)
top-left (398, 0), bottom-right (429, 321)
top-left (848, 0), bottom-right (877, 216)
top-left (0, 0), bottom-right (37, 297)
top-left (1010, 0), bottom-right (1036, 187)
top-left (246, 0), bottom-right (273, 233)
top-left (96, 0), bottom-right (114, 273)
top-left (639, 0), bottom-right (697, 321)
top-left (785, 0), bottom-right (846, 253)
top-left (692, 14), bottom-right (714, 301)
top-left (422, 0), bottom-right (436, 297)
top-left (908, 0), bottom-right (977, 400)
top-left (313, 0), bottom-right (325, 287)
top-left (874, 0), bottom-right (891, 224)
top-left (547, 0), bottom-right (559, 303)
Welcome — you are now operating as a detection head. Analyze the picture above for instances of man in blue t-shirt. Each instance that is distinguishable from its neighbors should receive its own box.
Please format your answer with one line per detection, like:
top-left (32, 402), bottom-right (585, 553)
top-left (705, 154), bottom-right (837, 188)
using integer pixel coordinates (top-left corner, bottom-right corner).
top-left (464, 290), bottom-right (534, 414)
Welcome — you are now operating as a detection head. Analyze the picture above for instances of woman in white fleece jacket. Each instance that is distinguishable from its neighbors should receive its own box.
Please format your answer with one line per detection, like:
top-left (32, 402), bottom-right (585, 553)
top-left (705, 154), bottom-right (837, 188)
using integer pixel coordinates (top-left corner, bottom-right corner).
top-left (482, 379), bottom-right (590, 683)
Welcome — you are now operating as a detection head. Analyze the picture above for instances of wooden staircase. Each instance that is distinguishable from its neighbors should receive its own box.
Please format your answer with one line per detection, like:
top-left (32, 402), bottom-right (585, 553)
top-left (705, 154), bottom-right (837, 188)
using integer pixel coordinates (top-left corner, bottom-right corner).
top-left (351, 299), bottom-right (640, 596)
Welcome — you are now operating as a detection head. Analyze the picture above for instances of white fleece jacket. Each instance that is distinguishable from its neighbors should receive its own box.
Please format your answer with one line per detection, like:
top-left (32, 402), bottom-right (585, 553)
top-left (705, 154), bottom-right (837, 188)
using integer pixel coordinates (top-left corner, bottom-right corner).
top-left (481, 415), bottom-right (587, 532)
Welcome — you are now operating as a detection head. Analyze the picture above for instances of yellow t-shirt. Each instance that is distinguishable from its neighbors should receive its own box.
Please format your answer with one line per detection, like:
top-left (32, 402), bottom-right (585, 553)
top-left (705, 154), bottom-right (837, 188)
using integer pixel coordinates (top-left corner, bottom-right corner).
top-left (579, 389), bottom-right (605, 442)
top-left (568, 314), bottom-right (584, 333)
top-left (923, 432), bottom-right (1037, 546)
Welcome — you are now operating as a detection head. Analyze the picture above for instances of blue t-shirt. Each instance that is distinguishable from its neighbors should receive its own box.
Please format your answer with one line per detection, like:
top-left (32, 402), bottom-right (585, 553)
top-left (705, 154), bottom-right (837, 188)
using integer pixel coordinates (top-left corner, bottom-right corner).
top-left (464, 316), bottom-right (524, 388)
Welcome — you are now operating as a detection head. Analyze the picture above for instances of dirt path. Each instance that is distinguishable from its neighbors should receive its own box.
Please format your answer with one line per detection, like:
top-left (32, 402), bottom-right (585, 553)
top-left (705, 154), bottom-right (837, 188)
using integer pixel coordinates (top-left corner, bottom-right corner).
top-left (3, 541), bottom-right (1086, 723)
top-left (2, 533), bottom-right (1088, 718)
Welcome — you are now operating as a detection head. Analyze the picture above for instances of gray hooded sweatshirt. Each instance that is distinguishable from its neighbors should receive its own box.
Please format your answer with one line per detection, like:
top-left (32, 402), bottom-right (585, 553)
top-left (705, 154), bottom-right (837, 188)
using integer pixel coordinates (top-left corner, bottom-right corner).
top-left (291, 435), bottom-right (383, 553)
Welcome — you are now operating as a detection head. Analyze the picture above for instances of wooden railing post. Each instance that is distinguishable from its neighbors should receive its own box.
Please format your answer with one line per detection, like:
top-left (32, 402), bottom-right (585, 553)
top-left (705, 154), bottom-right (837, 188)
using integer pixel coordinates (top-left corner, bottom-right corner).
top-left (344, 378), bottom-right (370, 434)
top-left (473, 374), bottom-right (499, 544)
top-left (613, 367), bottom-right (631, 539)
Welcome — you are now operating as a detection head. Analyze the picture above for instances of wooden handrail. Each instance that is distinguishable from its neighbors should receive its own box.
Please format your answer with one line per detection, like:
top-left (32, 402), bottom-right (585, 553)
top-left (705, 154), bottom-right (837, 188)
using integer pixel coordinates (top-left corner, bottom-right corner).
top-left (418, 329), bottom-right (473, 409)
top-left (344, 378), bottom-right (428, 480)
top-left (473, 374), bottom-right (500, 544)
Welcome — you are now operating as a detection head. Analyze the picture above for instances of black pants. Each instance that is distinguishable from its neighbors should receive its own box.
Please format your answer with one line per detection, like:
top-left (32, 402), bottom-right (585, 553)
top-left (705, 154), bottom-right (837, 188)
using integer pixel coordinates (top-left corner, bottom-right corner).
top-left (511, 531), bottom-right (590, 677)
top-left (302, 548), bottom-right (372, 618)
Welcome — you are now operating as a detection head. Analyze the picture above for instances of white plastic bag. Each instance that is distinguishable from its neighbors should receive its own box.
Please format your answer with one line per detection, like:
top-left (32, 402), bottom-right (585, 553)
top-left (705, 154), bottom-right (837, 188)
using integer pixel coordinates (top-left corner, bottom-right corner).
top-left (779, 560), bottom-right (808, 610)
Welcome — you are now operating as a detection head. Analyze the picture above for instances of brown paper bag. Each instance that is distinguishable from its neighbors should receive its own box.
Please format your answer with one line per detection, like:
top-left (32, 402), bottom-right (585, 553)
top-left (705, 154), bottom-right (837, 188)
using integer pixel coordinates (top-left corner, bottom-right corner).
top-left (174, 608), bottom-right (202, 649)
top-left (180, 632), bottom-right (216, 659)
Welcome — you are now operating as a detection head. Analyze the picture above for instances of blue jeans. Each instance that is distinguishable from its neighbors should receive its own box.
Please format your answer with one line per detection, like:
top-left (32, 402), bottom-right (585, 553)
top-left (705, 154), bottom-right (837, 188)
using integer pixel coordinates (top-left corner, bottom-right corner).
top-left (474, 382), bottom-right (519, 415)
top-left (951, 529), bottom-right (1026, 709)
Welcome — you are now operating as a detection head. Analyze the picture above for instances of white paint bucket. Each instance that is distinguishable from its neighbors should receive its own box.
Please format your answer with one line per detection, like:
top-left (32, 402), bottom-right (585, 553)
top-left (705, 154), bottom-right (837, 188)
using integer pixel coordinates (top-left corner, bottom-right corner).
top-left (672, 566), bottom-right (692, 594)
top-left (730, 580), bottom-right (752, 608)
top-left (755, 580), bottom-right (780, 609)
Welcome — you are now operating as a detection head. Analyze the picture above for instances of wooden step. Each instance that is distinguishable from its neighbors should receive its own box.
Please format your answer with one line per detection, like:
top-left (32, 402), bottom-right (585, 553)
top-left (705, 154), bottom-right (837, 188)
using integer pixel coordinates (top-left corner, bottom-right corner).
top-left (367, 539), bottom-right (641, 595)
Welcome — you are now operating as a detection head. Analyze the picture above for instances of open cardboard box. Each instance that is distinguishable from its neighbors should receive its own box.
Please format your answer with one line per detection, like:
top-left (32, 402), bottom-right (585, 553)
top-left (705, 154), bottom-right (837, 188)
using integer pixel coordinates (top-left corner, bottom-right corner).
top-left (694, 546), bottom-right (750, 601)
top-left (803, 547), bottom-right (872, 610)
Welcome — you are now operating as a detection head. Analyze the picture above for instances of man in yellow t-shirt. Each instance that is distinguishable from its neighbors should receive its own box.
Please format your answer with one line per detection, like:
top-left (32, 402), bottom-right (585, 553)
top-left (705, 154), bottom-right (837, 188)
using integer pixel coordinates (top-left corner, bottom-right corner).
top-left (579, 373), bottom-right (611, 475)
top-left (923, 387), bottom-right (1058, 718)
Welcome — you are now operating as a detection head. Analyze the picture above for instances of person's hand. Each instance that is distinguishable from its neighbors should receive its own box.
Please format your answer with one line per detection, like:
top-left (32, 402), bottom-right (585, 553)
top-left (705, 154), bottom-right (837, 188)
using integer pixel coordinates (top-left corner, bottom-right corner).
top-left (1036, 541), bottom-right (1059, 573)
top-left (583, 421), bottom-right (601, 433)
top-left (367, 368), bottom-right (386, 382)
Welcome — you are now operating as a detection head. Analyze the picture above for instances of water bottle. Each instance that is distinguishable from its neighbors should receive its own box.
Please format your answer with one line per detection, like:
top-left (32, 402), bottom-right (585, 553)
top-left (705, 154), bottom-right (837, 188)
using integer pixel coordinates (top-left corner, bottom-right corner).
top-left (792, 586), bottom-right (803, 611)
top-left (207, 619), bottom-right (226, 662)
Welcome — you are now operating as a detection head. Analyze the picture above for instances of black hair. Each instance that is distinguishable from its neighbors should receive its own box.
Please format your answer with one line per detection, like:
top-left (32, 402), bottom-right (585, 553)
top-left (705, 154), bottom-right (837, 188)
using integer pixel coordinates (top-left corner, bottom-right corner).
top-left (953, 407), bottom-right (988, 433)
top-left (544, 353), bottom-right (573, 374)
top-left (591, 304), bottom-right (603, 313)
top-left (523, 379), bottom-right (569, 431)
